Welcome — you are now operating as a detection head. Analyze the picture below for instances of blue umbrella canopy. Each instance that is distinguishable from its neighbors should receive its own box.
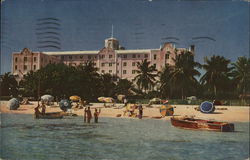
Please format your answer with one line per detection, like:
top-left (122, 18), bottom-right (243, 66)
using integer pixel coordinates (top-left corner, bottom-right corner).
top-left (59, 99), bottom-right (72, 111)
top-left (199, 101), bottom-right (215, 113)
top-left (7, 98), bottom-right (20, 110)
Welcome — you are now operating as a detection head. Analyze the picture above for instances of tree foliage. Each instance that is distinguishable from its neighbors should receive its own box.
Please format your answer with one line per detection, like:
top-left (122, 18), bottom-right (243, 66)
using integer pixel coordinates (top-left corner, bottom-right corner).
top-left (0, 72), bottom-right (18, 97)
top-left (133, 59), bottom-right (158, 93)
top-left (200, 55), bottom-right (232, 98)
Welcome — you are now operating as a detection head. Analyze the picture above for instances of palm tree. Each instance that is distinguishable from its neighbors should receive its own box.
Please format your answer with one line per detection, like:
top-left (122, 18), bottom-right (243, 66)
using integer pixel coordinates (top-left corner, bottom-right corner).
top-left (0, 72), bottom-right (18, 96)
top-left (133, 59), bottom-right (158, 93)
top-left (200, 55), bottom-right (232, 97)
top-left (231, 57), bottom-right (250, 97)
top-left (115, 79), bottom-right (134, 96)
top-left (170, 51), bottom-right (201, 99)
top-left (159, 64), bottom-right (174, 98)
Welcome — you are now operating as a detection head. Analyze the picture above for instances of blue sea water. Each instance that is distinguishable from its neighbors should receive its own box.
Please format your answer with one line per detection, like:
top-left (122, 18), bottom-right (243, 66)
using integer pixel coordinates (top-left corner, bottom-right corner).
top-left (0, 114), bottom-right (249, 160)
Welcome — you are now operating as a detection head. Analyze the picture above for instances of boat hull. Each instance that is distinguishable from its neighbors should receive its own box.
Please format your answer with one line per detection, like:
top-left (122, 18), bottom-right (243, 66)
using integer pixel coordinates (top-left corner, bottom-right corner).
top-left (170, 117), bottom-right (234, 132)
top-left (35, 112), bottom-right (63, 119)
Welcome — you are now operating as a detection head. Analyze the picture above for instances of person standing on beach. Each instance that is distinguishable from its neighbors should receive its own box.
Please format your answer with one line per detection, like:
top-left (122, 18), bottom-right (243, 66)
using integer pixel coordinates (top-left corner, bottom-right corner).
top-left (138, 104), bottom-right (143, 119)
top-left (94, 108), bottom-right (101, 123)
top-left (83, 107), bottom-right (87, 122)
top-left (86, 107), bottom-right (92, 123)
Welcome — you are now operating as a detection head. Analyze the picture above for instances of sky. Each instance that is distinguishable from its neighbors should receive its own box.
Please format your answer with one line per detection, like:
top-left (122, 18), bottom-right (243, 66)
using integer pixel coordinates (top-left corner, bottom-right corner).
top-left (0, 0), bottom-right (249, 74)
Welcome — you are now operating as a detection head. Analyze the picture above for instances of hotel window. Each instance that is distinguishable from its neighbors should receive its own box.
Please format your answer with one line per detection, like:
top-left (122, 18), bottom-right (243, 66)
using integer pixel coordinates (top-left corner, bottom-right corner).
top-left (88, 55), bottom-right (91, 59)
top-left (137, 55), bottom-right (140, 58)
top-left (23, 65), bottom-right (27, 70)
top-left (132, 70), bottom-right (136, 74)
top-left (41, 58), bottom-right (43, 62)
top-left (132, 62), bottom-right (136, 66)
top-left (109, 55), bottom-right (113, 58)
top-left (15, 65), bottom-right (17, 70)
top-left (109, 70), bottom-right (112, 73)
top-left (154, 54), bottom-right (157, 60)
top-left (61, 56), bottom-right (64, 60)
top-left (165, 54), bottom-right (169, 59)
top-left (117, 70), bottom-right (119, 74)
top-left (101, 63), bottom-right (105, 67)
top-left (69, 56), bottom-right (72, 59)
top-left (15, 57), bottom-right (18, 62)
top-left (80, 55), bottom-right (83, 59)
top-left (118, 55), bottom-right (121, 58)
top-left (132, 54), bottom-right (136, 58)
top-left (101, 70), bottom-right (105, 73)
top-left (49, 60), bottom-right (52, 64)
top-left (117, 63), bottom-right (119, 66)
top-left (33, 65), bottom-right (36, 70)
top-left (34, 57), bottom-right (37, 62)
top-left (123, 62), bottom-right (127, 66)
top-left (24, 57), bottom-right (27, 62)
top-left (123, 70), bottom-right (127, 74)
top-left (123, 54), bottom-right (127, 58)
top-left (101, 55), bottom-right (105, 59)
top-left (144, 54), bottom-right (148, 58)
top-left (95, 56), bottom-right (97, 59)
top-left (109, 63), bottom-right (112, 67)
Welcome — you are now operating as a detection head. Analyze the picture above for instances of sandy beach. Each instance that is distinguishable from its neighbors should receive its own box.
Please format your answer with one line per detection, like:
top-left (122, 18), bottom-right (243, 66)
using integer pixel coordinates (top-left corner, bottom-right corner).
top-left (0, 101), bottom-right (249, 122)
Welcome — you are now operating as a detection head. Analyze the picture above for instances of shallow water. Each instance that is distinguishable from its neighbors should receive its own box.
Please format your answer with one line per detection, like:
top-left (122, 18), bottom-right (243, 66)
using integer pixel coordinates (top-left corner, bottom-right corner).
top-left (0, 114), bottom-right (249, 160)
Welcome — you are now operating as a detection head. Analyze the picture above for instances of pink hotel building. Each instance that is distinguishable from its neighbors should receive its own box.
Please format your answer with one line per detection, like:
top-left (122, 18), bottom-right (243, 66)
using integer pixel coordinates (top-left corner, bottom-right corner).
top-left (12, 37), bottom-right (194, 81)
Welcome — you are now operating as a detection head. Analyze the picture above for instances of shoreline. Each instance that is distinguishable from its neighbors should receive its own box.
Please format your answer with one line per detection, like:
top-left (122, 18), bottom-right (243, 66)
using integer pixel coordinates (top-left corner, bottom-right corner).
top-left (0, 101), bottom-right (249, 122)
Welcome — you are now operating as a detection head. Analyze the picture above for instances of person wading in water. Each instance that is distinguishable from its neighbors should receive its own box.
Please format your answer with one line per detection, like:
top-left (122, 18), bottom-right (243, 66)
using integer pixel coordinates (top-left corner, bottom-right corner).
top-left (83, 107), bottom-right (87, 123)
top-left (94, 108), bottom-right (101, 123)
top-left (86, 107), bottom-right (92, 123)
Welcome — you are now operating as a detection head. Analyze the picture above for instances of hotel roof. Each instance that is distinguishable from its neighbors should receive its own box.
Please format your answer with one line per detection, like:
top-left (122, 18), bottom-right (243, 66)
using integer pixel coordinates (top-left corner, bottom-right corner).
top-left (116, 49), bottom-right (156, 54)
top-left (44, 50), bottom-right (100, 55)
top-left (43, 49), bottom-right (161, 55)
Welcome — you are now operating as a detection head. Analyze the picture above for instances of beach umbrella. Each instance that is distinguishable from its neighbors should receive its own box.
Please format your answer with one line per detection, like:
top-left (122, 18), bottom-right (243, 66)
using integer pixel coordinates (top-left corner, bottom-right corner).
top-left (7, 98), bottom-right (20, 110)
top-left (69, 95), bottom-right (81, 102)
top-left (160, 105), bottom-right (174, 117)
top-left (98, 97), bottom-right (105, 102)
top-left (117, 94), bottom-right (126, 102)
top-left (59, 99), bottom-right (72, 111)
top-left (199, 101), bottom-right (215, 113)
top-left (41, 95), bottom-right (54, 102)
top-left (103, 97), bottom-right (115, 103)
top-left (149, 98), bottom-right (161, 104)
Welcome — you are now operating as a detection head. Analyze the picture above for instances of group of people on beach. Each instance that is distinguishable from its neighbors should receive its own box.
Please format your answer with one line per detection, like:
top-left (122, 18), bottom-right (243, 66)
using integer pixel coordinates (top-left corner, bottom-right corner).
top-left (34, 101), bottom-right (46, 118)
top-left (83, 107), bottom-right (101, 123)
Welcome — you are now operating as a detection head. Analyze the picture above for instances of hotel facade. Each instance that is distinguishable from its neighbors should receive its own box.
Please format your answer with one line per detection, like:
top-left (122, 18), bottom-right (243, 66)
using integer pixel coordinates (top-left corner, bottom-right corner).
top-left (12, 37), bottom-right (194, 81)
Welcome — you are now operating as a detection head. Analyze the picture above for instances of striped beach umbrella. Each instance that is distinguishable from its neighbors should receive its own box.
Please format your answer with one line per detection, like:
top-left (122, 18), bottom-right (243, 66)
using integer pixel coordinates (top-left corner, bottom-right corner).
top-left (103, 97), bottom-right (115, 103)
top-left (199, 101), bottom-right (215, 113)
top-left (69, 95), bottom-right (81, 102)
top-left (98, 97), bottom-right (105, 102)
top-left (160, 105), bottom-right (174, 117)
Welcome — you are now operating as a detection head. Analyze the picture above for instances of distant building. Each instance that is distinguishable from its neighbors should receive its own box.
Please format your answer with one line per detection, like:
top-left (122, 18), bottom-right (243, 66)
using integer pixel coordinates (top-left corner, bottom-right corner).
top-left (12, 37), bottom-right (194, 81)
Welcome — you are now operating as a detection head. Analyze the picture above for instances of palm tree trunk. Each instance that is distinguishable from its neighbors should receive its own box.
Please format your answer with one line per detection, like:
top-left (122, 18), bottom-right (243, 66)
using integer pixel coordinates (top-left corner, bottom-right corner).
top-left (214, 85), bottom-right (217, 97)
top-left (182, 88), bottom-right (184, 100)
